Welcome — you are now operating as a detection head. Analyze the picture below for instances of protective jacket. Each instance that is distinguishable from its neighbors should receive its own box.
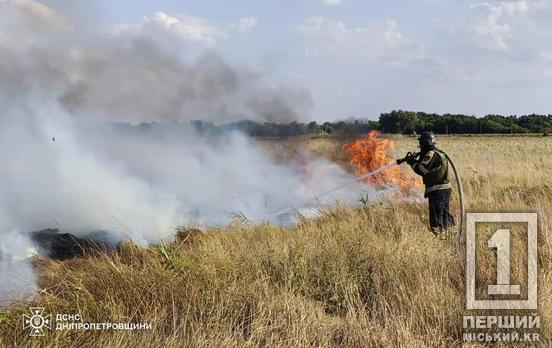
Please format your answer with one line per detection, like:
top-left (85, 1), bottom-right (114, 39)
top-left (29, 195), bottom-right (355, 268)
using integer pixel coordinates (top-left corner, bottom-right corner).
top-left (410, 148), bottom-right (452, 197)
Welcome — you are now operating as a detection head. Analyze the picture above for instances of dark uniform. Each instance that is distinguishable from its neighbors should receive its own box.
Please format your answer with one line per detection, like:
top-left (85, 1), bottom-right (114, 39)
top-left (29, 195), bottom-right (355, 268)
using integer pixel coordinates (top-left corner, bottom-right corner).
top-left (407, 137), bottom-right (456, 234)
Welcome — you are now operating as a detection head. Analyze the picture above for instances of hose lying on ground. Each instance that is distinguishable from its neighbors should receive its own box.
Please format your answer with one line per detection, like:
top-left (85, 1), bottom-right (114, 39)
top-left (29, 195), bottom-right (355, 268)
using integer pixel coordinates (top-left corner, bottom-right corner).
top-left (436, 148), bottom-right (465, 247)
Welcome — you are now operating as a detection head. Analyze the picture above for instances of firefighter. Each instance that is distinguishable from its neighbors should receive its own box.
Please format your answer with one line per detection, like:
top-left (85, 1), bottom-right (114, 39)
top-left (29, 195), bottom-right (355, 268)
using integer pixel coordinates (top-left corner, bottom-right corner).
top-left (406, 132), bottom-right (455, 236)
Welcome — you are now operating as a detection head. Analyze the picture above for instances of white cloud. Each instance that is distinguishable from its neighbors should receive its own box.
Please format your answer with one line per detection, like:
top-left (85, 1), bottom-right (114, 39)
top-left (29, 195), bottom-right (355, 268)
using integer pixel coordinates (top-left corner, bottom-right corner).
top-left (383, 19), bottom-right (404, 45)
top-left (233, 17), bottom-right (258, 34)
top-left (116, 12), bottom-right (259, 45)
top-left (0, 0), bottom-right (71, 31)
top-left (296, 15), bottom-right (424, 64)
top-left (321, 0), bottom-right (343, 6)
top-left (465, 0), bottom-right (530, 50)
top-left (540, 49), bottom-right (552, 63)
top-left (116, 11), bottom-right (227, 46)
top-left (144, 11), bottom-right (226, 45)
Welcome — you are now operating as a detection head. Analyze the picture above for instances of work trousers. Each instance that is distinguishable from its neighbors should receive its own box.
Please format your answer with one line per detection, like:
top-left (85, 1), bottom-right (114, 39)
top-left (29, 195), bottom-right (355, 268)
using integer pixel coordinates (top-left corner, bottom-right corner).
top-left (427, 189), bottom-right (455, 232)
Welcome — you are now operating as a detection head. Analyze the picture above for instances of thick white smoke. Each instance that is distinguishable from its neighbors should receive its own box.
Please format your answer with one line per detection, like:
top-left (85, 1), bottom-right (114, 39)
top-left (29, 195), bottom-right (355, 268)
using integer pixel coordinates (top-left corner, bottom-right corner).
top-left (0, 0), bottom-right (370, 305)
top-left (0, 102), bottom-right (368, 305)
top-left (0, 232), bottom-right (38, 307)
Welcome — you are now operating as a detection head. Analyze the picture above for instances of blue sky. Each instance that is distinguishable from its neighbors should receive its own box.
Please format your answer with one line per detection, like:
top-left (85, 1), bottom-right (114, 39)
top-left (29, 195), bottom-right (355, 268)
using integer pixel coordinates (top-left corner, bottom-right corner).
top-left (31, 1), bottom-right (552, 121)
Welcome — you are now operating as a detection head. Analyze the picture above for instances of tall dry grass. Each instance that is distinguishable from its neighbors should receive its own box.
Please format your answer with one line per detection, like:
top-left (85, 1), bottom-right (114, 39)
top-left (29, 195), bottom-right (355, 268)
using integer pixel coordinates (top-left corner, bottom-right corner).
top-left (1, 135), bottom-right (550, 347)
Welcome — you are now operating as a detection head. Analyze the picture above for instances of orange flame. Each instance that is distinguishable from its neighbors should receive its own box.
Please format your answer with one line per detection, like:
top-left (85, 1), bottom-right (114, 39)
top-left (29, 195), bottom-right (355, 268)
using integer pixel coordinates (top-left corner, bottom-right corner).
top-left (343, 131), bottom-right (421, 187)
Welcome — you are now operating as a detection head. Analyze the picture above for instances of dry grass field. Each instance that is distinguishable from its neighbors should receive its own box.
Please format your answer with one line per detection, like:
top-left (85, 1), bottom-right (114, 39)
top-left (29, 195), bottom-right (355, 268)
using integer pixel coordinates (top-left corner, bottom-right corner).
top-left (1, 135), bottom-right (551, 347)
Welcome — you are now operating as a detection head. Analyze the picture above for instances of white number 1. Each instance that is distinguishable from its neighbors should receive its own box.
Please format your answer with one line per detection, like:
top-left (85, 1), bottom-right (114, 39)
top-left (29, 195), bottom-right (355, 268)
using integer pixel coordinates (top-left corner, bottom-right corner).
top-left (487, 229), bottom-right (521, 295)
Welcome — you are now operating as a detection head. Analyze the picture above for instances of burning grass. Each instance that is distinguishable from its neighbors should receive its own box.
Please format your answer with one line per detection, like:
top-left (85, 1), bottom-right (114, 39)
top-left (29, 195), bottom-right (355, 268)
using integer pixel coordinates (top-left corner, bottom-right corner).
top-left (1, 135), bottom-right (551, 347)
top-left (343, 131), bottom-right (421, 188)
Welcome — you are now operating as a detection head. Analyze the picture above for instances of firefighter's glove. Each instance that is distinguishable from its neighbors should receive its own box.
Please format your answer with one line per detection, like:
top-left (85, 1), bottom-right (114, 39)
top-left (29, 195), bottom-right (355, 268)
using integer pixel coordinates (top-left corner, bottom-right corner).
top-left (406, 154), bottom-right (418, 165)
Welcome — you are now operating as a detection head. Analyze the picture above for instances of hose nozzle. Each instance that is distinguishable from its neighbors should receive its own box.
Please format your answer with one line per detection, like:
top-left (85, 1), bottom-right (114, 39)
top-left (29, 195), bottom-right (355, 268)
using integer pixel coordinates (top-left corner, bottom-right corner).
top-left (397, 151), bottom-right (420, 165)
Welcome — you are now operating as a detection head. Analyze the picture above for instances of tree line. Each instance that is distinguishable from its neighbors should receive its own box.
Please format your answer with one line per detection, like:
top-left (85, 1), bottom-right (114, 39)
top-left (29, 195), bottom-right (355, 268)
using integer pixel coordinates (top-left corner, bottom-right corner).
top-left (116, 111), bottom-right (552, 137)
top-left (186, 119), bottom-right (380, 137)
top-left (378, 110), bottom-right (552, 135)
top-left (223, 111), bottom-right (552, 136)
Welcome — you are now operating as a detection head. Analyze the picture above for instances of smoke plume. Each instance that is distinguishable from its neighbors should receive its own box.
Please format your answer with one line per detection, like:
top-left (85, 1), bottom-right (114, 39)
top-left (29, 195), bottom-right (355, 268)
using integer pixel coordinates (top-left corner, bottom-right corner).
top-left (0, 0), bottom-right (364, 305)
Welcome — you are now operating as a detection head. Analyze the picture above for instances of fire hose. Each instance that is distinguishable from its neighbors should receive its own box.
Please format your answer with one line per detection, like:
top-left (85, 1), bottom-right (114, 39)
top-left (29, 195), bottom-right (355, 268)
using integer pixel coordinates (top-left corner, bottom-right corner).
top-left (270, 150), bottom-right (465, 245)
top-left (436, 148), bottom-right (465, 246)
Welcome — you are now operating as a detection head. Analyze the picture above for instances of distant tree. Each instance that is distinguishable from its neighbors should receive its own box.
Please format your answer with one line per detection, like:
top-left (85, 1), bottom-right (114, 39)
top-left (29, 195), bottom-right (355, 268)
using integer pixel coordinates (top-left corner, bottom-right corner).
top-left (307, 121), bottom-right (321, 134)
top-left (518, 114), bottom-right (552, 133)
top-left (156, 112), bottom-right (552, 137)
top-left (321, 122), bottom-right (334, 134)
top-left (379, 110), bottom-right (419, 134)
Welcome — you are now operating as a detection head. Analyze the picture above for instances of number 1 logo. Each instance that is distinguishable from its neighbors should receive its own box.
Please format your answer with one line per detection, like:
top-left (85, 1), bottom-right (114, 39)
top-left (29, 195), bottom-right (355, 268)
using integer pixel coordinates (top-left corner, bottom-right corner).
top-left (487, 229), bottom-right (520, 296)
top-left (465, 213), bottom-right (538, 310)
